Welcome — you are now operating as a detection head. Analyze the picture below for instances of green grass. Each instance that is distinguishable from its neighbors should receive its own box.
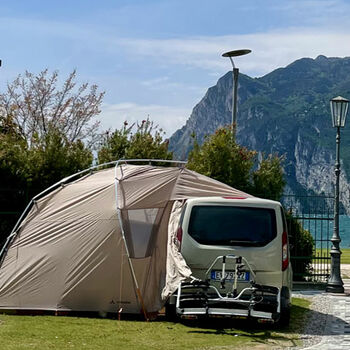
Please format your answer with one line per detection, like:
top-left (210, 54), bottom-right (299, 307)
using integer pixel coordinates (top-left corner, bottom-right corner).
top-left (314, 248), bottom-right (350, 264)
top-left (341, 248), bottom-right (350, 264)
top-left (0, 298), bottom-right (310, 350)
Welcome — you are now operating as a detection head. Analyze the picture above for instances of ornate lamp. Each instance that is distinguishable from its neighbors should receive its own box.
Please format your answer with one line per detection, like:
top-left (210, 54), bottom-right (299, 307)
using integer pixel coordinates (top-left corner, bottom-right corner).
top-left (326, 96), bottom-right (349, 293)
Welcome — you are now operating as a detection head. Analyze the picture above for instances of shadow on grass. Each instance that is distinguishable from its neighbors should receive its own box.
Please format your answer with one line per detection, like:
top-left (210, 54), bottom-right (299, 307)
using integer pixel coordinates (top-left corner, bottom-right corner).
top-left (177, 318), bottom-right (301, 349)
top-left (175, 302), bottom-right (341, 338)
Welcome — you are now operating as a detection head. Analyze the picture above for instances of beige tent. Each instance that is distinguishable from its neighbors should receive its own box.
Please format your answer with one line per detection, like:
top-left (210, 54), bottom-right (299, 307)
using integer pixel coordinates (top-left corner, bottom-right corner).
top-left (0, 161), bottom-right (250, 316)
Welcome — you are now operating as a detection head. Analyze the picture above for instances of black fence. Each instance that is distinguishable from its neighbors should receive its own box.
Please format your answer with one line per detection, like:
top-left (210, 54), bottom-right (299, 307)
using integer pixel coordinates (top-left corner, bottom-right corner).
top-left (0, 189), bottom-right (337, 284)
top-left (282, 194), bottom-right (334, 283)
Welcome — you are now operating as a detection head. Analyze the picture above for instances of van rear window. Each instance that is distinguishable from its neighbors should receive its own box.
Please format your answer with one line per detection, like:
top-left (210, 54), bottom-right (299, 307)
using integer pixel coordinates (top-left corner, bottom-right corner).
top-left (188, 206), bottom-right (277, 246)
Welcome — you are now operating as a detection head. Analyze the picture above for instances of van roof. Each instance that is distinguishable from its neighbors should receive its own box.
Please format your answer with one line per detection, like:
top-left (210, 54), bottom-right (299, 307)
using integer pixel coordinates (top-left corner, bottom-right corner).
top-left (186, 196), bottom-right (281, 207)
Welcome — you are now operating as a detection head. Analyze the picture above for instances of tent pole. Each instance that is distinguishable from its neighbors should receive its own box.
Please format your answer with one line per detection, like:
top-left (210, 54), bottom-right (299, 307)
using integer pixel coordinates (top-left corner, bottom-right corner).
top-left (0, 160), bottom-right (123, 267)
top-left (114, 168), bottom-right (149, 321)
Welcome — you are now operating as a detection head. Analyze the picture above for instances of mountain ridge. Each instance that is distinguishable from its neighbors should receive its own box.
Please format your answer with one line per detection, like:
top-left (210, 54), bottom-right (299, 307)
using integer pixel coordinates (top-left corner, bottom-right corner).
top-left (169, 55), bottom-right (350, 211)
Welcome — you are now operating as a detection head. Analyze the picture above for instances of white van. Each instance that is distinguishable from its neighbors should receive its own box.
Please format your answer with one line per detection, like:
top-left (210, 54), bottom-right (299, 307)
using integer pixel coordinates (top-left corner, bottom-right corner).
top-left (170, 196), bottom-right (292, 325)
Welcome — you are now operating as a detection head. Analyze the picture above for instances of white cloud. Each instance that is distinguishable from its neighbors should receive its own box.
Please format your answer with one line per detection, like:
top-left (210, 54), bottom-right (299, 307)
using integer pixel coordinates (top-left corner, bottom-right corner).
top-left (117, 28), bottom-right (350, 77)
top-left (141, 76), bottom-right (170, 86)
top-left (99, 102), bottom-right (190, 137)
top-left (3, 3), bottom-right (350, 138)
top-left (2, 12), bottom-right (350, 79)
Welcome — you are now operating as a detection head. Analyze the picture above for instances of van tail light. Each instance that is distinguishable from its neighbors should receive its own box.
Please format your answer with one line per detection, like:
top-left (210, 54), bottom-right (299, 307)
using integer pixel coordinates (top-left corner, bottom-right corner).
top-left (282, 230), bottom-right (289, 271)
top-left (176, 227), bottom-right (183, 248)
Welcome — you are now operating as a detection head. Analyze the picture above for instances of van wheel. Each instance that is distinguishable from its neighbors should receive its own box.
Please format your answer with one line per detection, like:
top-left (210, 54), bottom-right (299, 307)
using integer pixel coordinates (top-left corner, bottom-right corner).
top-left (278, 305), bottom-right (291, 327)
top-left (277, 290), bottom-right (291, 327)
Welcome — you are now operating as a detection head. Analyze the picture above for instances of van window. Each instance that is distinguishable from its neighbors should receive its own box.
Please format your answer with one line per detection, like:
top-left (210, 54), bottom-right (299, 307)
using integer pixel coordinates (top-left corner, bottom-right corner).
top-left (188, 205), bottom-right (277, 247)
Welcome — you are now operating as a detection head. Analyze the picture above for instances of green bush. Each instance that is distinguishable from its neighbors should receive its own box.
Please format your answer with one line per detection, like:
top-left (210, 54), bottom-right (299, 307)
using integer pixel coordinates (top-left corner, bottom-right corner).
top-left (286, 212), bottom-right (314, 281)
top-left (187, 126), bottom-right (285, 200)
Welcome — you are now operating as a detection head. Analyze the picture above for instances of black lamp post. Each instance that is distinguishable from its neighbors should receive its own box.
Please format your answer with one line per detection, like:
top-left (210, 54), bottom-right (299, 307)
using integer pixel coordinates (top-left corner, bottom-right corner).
top-left (326, 96), bottom-right (349, 293)
top-left (222, 49), bottom-right (251, 138)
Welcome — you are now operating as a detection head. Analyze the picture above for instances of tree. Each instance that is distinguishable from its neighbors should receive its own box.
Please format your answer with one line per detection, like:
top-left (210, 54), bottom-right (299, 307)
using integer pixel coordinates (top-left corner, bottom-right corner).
top-left (98, 119), bottom-right (173, 163)
top-left (0, 70), bottom-right (101, 247)
top-left (252, 154), bottom-right (286, 200)
top-left (0, 69), bottom-right (104, 147)
top-left (24, 128), bottom-right (93, 190)
top-left (187, 126), bottom-right (285, 199)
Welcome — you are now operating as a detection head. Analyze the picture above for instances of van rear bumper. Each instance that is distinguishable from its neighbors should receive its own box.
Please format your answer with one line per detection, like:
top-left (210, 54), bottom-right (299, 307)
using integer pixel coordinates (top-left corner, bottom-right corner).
top-left (177, 307), bottom-right (277, 321)
top-left (175, 281), bottom-right (281, 322)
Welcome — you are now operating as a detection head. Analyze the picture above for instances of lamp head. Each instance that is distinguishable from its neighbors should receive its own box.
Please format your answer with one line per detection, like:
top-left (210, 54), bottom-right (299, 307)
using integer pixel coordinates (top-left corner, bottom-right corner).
top-left (222, 49), bottom-right (251, 58)
top-left (330, 96), bottom-right (349, 128)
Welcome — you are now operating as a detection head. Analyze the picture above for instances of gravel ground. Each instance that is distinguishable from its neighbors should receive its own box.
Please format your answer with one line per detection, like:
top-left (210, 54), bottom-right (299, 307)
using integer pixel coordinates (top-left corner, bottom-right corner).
top-left (293, 292), bottom-right (331, 349)
top-left (292, 266), bottom-right (350, 349)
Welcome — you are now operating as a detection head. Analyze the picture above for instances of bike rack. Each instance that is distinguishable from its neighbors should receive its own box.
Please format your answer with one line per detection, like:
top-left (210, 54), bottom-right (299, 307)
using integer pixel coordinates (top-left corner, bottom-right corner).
top-left (175, 255), bottom-right (281, 321)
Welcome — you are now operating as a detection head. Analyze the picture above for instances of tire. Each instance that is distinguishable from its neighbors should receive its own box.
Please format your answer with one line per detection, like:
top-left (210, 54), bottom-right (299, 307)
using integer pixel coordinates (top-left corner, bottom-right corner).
top-left (278, 287), bottom-right (291, 327)
top-left (278, 304), bottom-right (291, 326)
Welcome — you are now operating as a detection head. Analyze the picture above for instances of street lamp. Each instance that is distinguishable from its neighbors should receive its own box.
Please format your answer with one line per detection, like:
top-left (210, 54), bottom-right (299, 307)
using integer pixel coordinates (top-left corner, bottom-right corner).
top-left (326, 96), bottom-right (349, 293)
top-left (222, 49), bottom-right (251, 138)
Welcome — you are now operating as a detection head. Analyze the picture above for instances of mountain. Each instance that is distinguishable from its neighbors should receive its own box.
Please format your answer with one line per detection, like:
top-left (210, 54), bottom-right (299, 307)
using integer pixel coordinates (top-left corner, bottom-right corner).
top-left (169, 55), bottom-right (350, 211)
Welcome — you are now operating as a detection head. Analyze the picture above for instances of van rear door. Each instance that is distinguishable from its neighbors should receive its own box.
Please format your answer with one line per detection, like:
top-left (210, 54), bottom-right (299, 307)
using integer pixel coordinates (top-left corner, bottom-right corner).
top-left (180, 199), bottom-right (282, 290)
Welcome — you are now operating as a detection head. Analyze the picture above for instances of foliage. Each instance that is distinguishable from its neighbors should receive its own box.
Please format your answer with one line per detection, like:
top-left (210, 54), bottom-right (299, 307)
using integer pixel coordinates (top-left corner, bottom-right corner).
top-left (0, 69), bottom-right (104, 147)
top-left (0, 125), bottom-right (93, 245)
top-left (187, 125), bottom-right (285, 200)
top-left (252, 154), bottom-right (286, 201)
top-left (0, 70), bottom-right (101, 246)
top-left (286, 211), bottom-right (314, 281)
top-left (24, 128), bottom-right (93, 190)
top-left (188, 127), bottom-right (255, 192)
top-left (98, 119), bottom-right (173, 164)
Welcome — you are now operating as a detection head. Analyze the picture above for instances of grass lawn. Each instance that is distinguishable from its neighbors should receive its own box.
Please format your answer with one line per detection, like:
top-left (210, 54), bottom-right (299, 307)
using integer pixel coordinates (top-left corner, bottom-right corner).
top-left (314, 248), bottom-right (350, 264)
top-left (341, 248), bottom-right (350, 264)
top-left (0, 298), bottom-right (310, 350)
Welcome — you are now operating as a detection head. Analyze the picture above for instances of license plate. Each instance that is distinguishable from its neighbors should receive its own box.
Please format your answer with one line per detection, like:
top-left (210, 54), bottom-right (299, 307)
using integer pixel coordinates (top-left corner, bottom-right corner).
top-left (211, 270), bottom-right (250, 282)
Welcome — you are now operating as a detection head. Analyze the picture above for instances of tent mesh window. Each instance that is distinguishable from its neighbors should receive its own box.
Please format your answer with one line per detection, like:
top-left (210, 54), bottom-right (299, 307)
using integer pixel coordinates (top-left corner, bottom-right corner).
top-left (123, 208), bottom-right (164, 258)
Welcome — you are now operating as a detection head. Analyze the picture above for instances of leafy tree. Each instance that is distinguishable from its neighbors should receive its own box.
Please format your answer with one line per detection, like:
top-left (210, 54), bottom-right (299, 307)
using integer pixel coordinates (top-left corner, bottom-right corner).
top-left (252, 154), bottom-right (285, 200)
top-left (0, 69), bottom-right (104, 147)
top-left (25, 128), bottom-right (93, 190)
top-left (187, 125), bottom-right (285, 199)
top-left (0, 70), bottom-right (101, 247)
top-left (98, 119), bottom-right (173, 163)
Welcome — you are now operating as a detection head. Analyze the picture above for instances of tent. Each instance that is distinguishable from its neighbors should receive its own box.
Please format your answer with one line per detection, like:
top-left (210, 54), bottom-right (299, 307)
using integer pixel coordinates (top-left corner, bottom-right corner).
top-left (0, 161), bottom-right (250, 316)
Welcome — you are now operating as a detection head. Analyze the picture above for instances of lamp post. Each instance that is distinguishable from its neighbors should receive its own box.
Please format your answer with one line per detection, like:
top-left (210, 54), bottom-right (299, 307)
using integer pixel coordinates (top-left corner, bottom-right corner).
top-left (222, 49), bottom-right (251, 138)
top-left (326, 96), bottom-right (349, 293)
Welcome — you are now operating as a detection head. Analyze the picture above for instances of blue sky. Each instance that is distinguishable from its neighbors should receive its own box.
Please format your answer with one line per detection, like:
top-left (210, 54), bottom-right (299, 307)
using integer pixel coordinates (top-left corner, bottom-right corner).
top-left (1, 0), bottom-right (350, 136)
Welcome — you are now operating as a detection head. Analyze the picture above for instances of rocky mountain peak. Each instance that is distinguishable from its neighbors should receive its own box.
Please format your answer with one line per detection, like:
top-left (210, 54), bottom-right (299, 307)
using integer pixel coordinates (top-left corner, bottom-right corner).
top-left (169, 56), bottom-right (350, 211)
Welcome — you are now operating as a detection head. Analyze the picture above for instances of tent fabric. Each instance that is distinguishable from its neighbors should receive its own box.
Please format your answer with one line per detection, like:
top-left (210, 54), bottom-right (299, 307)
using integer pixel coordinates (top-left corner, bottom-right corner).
top-left (161, 200), bottom-right (192, 300)
top-left (0, 164), bottom-right (251, 314)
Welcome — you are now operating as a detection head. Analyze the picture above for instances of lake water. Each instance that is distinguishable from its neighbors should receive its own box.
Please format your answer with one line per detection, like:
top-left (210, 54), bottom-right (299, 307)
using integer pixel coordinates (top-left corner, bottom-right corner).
top-left (302, 215), bottom-right (350, 248)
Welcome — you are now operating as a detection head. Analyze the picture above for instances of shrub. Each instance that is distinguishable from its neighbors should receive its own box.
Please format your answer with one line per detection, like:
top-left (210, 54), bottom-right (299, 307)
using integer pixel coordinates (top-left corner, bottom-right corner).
top-left (286, 212), bottom-right (314, 281)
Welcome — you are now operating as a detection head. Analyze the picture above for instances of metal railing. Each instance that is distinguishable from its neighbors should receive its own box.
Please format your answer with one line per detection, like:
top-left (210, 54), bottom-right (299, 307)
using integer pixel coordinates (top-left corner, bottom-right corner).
top-left (282, 194), bottom-right (334, 283)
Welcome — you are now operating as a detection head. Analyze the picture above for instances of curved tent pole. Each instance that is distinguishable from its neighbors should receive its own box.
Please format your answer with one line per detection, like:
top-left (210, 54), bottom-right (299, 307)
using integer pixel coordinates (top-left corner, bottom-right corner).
top-left (0, 158), bottom-right (187, 309)
top-left (113, 159), bottom-right (187, 320)
top-left (0, 160), bottom-right (120, 267)
top-left (0, 158), bottom-right (186, 265)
